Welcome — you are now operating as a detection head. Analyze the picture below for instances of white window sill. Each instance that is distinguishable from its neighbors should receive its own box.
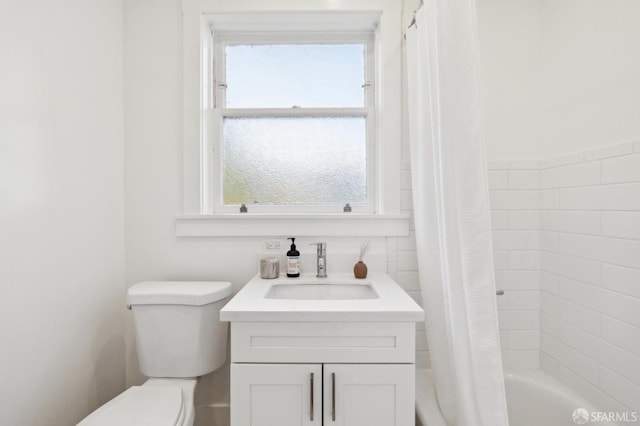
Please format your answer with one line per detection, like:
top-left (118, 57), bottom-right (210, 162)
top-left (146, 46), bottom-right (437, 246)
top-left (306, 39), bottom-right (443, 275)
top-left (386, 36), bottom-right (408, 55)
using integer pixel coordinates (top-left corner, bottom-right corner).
top-left (175, 214), bottom-right (410, 237)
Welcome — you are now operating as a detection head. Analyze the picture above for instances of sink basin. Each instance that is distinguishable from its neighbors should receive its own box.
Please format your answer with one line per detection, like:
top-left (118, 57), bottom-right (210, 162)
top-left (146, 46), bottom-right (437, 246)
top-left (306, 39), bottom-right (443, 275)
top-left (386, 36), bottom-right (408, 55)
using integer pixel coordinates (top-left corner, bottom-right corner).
top-left (220, 273), bottom-right (424, 322)
top-left (265, 283), bottom-right (379, 300)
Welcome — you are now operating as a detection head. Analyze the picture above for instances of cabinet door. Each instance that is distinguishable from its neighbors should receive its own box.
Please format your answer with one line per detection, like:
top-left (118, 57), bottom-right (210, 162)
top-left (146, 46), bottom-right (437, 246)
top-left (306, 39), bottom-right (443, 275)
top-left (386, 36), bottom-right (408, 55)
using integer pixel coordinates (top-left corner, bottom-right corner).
top-left (323, 364), bottom-right (414, 426)
top-left (231, 363), bottom-right (322, 426)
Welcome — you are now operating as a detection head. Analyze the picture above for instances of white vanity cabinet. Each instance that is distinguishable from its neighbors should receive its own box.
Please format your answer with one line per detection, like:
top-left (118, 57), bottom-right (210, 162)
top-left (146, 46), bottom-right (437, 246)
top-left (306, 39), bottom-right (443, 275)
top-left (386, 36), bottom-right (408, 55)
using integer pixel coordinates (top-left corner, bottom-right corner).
top-left (228, 321), bottom-right (416, 426)
top-left (231, 363), bottom-right (323, 426)
top-left (220, 274), bottom-right (424, 426)
top-left (323, 363), bottom-right (414, 426)
top-left (232, 363), bottom-right (413, 426)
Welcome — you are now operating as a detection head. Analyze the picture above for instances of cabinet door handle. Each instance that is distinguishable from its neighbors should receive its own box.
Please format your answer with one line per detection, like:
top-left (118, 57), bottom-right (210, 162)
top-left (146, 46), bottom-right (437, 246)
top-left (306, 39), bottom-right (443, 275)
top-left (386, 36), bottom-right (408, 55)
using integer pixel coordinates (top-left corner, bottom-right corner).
top-left (331, 372), bottom-right (336, 421)
top-left (310, 372), bottom-right (314, 421)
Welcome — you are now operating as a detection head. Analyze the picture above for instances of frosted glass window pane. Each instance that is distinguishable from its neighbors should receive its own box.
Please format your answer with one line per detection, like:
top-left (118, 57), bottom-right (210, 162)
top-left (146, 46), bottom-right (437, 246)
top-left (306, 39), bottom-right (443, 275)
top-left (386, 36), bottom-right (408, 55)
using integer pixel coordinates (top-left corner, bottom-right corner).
top-left (223, 117), bottom-right (367, 205)
top-left (225, 44), bottom-right (365, 108)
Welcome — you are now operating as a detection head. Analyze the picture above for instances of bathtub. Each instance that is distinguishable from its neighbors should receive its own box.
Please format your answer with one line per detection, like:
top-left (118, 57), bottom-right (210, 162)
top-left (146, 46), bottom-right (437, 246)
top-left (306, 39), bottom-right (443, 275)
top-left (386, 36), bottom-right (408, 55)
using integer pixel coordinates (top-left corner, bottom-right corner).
top-left (416, 369), bottom-right (619, 426)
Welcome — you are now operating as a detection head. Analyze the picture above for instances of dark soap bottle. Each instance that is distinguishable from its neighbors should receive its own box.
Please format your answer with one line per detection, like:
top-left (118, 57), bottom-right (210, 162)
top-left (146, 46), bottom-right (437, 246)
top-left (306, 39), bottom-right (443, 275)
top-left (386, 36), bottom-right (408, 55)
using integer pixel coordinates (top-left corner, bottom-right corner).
top-left (286, 237), bottom-right (300, 278)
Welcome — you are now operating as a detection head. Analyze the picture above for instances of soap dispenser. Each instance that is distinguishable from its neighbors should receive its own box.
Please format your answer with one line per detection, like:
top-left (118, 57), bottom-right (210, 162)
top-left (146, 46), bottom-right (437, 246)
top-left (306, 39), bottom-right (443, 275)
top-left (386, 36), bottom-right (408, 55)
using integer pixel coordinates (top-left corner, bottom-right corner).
top-left (286, 237), bottom-right (300, 278)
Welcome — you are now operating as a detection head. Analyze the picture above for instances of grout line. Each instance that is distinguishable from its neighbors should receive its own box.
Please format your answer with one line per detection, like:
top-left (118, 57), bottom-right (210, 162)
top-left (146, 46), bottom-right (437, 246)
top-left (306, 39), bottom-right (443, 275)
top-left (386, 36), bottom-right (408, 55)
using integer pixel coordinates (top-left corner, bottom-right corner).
top-left (539, 249), bottom-right (640, 271)
top-left (539, 230), bottom-right (640, 242)
top-left (538, 208), bottom-right (640, 211)
top-left (540, 180), bottom-right (640, 190)
top-left (541, 274), bottom-right (640, 304)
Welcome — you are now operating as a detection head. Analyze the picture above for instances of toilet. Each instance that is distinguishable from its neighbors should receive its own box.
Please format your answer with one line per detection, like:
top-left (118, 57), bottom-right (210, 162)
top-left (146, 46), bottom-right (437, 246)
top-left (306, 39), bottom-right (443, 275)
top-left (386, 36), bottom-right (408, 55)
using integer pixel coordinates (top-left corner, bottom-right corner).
top-left (78, 281), bottom-right (232, 426)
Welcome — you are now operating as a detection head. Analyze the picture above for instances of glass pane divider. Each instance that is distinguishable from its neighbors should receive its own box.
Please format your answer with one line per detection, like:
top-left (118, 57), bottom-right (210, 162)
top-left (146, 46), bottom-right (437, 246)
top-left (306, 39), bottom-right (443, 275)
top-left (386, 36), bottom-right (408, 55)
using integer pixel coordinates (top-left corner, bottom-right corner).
top-left (218, 107), bottom-right (370, 118)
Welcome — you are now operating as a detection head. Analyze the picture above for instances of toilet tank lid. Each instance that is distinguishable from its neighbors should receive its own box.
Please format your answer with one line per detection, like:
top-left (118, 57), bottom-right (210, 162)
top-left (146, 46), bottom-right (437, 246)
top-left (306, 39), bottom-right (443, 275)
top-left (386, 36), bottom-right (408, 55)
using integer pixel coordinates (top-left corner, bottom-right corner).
top-left (127, 281), bottom-right (232, 306)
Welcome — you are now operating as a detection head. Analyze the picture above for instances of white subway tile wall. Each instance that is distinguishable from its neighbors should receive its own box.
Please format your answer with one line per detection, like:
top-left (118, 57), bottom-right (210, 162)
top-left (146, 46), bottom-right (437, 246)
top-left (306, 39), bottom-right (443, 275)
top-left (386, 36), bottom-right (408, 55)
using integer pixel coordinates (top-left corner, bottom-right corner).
top-left (394, 160), bottom-right (542, 369)
top-left (489, 162), bottom-right (541, 369)
top-left (540, 141), bottom-right (640, 415)
top-left (397, 141), bottom-right (640, 414)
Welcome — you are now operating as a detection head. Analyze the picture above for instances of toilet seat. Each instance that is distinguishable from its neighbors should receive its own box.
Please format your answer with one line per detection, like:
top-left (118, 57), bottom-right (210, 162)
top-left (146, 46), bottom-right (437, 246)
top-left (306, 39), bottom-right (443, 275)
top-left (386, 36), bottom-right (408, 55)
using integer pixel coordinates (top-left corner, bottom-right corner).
top-left (77, 385), bottom-right (185, 426)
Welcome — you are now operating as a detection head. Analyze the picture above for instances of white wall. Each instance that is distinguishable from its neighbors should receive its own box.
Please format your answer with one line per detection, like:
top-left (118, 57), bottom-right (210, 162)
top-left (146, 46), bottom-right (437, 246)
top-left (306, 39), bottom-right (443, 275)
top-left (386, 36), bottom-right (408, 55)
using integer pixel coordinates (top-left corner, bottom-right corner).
top-left (403, 0), bottom-right (544, 162)
top-left (477, 0), bottom-right (544, 161)
top-left (540, 0), bottom-right (640, 157)
top-left (535, 0), bottom-right (640, 414)
top-left (489, 160), bottom-right (542, 368)
top-left (483, 143), bottom-right (640, 414)
top-left (0, 1), bottom-right (126, 425)
top-left (539, 142), bottom-right (640, 415)
top-left (476, 0), bottom-right (640, 161)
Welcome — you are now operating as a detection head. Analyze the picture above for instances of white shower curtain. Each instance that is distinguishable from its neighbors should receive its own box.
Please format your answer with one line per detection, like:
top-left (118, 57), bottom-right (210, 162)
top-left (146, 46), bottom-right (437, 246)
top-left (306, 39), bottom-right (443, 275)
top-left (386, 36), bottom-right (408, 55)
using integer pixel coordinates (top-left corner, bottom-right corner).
top-left (405, 1), bottom-right (509, 425)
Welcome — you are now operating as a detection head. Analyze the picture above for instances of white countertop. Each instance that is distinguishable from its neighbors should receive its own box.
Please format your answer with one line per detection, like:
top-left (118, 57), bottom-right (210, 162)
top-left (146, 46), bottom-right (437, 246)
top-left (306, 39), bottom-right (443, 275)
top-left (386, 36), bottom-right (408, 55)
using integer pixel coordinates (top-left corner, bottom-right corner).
top-left (220, 272), bottom-right (424, 322)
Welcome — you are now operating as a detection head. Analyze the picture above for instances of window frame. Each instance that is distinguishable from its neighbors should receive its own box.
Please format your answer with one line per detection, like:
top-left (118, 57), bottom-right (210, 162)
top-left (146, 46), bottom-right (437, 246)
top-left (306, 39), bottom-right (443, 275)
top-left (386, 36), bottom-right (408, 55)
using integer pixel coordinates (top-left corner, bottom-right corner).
top-left (208, 32), bottom-right (376, 214)
top-left (179, 1), bottom-right (408, 237)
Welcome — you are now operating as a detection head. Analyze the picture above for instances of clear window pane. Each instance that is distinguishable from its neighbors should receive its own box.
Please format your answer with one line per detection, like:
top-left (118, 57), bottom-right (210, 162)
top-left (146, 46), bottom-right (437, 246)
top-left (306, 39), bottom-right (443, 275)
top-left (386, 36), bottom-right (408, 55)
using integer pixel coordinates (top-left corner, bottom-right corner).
top-left (225, 44), bottom-right (365, 108)
top-left (223, 117), bottom-right (367, 205)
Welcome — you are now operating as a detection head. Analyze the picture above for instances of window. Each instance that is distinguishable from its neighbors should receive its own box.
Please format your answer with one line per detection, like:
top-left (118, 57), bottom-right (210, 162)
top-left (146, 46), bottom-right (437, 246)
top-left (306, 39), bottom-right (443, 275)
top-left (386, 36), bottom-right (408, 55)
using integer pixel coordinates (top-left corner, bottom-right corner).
top-left (210, 34), bottom-right (375, 213)
top-left (179, 3), bottom-right (407, 236)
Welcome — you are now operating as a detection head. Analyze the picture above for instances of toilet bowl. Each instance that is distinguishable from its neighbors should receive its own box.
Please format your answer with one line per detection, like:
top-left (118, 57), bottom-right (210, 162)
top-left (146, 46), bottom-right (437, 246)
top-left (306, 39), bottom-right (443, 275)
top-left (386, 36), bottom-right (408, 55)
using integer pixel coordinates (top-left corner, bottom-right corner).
top-left (77, 281), bottom-right (231, 426)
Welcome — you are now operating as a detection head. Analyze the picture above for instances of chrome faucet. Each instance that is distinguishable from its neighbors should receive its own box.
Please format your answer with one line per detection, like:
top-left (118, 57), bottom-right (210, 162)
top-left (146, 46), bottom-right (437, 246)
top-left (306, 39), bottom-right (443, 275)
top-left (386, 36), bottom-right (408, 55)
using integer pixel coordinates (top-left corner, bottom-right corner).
top-left (312, 242), bottom-right (327, 278)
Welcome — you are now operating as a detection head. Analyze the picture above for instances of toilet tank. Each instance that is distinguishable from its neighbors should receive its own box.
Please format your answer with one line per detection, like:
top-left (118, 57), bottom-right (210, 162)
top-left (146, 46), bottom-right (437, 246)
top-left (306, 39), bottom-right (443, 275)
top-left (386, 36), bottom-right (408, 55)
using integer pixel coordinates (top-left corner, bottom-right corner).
top-left (127, 281), bottom-right (232, 378)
